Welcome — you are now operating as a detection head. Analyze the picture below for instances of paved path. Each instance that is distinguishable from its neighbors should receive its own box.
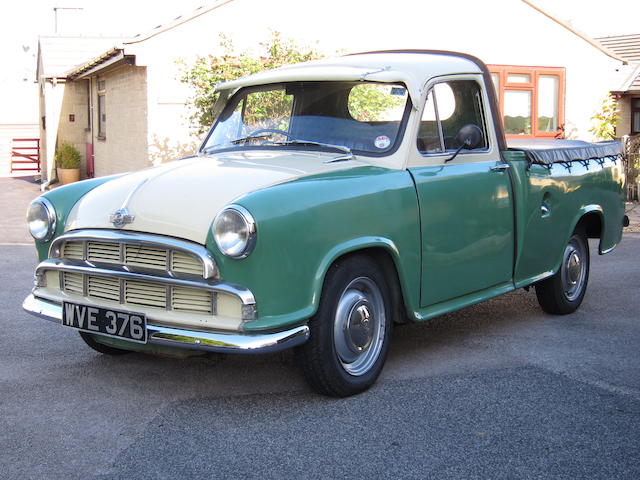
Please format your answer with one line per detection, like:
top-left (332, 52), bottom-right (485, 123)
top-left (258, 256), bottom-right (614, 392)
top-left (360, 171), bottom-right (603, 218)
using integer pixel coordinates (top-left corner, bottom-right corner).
top-left (0, 176), bottom-right (638, 478)
top-left (1, 235), bottom-right (638, 479)
top-left (0, 177), bottom-right (42, 244)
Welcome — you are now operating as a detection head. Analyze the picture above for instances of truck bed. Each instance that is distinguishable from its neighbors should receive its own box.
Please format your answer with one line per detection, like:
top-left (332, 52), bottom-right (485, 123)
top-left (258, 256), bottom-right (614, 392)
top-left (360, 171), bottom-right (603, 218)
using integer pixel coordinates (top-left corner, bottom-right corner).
top-left (507, 139), bottom-right (622, 165)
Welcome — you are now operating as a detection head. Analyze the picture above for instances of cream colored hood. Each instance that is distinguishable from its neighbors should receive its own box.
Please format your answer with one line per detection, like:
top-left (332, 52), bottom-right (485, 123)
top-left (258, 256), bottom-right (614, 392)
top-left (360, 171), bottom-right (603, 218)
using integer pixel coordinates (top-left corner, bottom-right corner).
top-left (66, 150), bottom-right (361, 244)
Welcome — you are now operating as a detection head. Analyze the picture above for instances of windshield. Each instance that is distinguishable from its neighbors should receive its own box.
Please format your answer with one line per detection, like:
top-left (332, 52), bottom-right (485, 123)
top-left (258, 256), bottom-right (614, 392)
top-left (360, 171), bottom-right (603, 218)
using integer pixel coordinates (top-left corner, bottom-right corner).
top-left (201, 81), bottom-right (410, 156)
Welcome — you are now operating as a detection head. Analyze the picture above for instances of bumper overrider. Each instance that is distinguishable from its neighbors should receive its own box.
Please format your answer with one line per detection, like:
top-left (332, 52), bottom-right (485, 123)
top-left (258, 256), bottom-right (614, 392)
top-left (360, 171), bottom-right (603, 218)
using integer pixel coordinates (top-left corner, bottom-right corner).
top-left (22, 230), bottom-right (309, 354)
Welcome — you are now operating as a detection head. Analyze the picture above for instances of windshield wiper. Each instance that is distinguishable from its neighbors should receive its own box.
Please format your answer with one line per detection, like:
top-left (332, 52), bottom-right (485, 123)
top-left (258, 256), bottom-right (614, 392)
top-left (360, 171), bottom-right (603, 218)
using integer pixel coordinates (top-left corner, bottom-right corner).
top-left (230, 134), bottom-right (275, 144)
top-left (272, 139), bottom-right (354, 163)
top-left (200, 144), bottom-right (221, 154)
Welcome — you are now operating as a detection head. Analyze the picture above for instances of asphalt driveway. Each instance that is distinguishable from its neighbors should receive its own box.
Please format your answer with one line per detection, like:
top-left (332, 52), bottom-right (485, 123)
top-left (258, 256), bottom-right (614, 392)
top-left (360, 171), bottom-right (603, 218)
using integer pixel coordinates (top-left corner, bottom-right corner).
top-left (1, 177), bottom-right (638, 479)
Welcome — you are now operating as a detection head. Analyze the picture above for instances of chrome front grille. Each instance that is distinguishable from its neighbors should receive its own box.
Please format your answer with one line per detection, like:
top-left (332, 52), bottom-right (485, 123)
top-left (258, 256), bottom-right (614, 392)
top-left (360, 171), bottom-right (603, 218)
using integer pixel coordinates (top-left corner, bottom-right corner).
top-left (60, 239), bottom-right (205, 278)
top-left (61, 242), bottom-right (84, 260)
top-left (124, 245), bottom-right (167, 270)
top-left (62, 272), bottom-right (83, 294)
top-left (62, 272), bottom-right (215, 315)
top-left (172, 286), bottom-right (214, 314)
top-left (171, 251), bottom-right (205, 276)
top-left (125, 280), bottom-right (167, 308)
top-left (44, 231), bottom-right (256, 322)
top-left (87, 275), bottom-right (120, 301)
top-left (87, 241), bottom-right (120, 263)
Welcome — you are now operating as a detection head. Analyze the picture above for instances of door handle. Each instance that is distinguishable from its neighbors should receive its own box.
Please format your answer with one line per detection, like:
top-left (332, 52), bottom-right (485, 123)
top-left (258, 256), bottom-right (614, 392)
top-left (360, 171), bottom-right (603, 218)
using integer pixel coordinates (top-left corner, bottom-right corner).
top-left (491, 163), bottom-right (510, 172)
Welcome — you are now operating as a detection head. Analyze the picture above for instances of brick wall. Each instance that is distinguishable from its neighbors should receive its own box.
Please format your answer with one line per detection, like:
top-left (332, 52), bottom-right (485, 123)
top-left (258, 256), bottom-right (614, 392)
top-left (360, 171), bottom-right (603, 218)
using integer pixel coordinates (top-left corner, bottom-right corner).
top-left (93, 65), bottom-right (148, 177)
top-left (617, 96), bottom-right (632, 138)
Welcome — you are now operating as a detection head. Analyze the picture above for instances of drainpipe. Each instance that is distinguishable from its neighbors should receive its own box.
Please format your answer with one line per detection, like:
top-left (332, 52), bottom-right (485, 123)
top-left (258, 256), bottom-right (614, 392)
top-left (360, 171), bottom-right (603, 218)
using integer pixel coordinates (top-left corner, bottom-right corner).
top-left (87, 78), bottom-right (95, 178)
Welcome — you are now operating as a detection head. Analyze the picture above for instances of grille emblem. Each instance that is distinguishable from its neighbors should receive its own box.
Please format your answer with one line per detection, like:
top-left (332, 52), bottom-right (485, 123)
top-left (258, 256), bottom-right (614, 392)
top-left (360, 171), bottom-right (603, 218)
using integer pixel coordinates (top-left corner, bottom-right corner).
top-left (109, 208), bottom-right (134, 228)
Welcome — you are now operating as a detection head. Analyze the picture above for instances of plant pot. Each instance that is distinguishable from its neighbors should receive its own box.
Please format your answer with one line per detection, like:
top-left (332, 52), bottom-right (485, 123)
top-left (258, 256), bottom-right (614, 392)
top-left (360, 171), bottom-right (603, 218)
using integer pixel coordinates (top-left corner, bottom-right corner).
top-left (58, 168), bottom-right (80, 185)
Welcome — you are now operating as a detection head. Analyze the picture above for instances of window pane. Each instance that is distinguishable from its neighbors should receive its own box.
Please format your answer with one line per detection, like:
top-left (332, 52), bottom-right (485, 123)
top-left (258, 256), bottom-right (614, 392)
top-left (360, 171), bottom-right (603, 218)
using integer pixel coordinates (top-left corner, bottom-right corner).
top-left (439, 80), bottom-right (487, 151)
top-left (538, 75), bottom-right (559, 132)
top-left (434, 83), bottom-right (456, 120)
top-left (242, 89), bottom-right (293, 133)
top-left (633, 111), bottom-right (640, 133)
top-left (507, 73), bottom-right (531, 83)
top-left (348, 84), bottom-right (406, 121)
top-left (203, 82), bottom-right (410, 155)
top-left (417, 91), bottom-right (442, 153)
top-left (504, 90), bottom-right (532, 135)
top-left (98, 94), bottom-right (106, 136)
top-left (632, 98), bottom-right (640, 109)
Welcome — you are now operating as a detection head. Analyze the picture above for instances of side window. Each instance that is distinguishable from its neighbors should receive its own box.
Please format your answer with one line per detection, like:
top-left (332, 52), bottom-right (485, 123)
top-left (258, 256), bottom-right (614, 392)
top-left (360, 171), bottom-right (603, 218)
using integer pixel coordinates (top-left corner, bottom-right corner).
top-left (417, 80), bottom-right (488, 155)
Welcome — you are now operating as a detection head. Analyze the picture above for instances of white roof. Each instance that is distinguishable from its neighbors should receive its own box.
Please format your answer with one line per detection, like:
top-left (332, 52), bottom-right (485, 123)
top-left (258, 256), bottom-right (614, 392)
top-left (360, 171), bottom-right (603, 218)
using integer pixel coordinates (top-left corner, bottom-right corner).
top-left (216, 51), bottom-right (484, 106)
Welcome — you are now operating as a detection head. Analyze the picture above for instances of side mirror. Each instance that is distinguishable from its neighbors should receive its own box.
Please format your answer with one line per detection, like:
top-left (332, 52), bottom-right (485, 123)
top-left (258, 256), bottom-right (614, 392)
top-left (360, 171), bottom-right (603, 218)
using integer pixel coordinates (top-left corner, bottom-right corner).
top-left (455, 124), bottom-right (483, 150)
top-left (446, 124), bottom-right (484, 162)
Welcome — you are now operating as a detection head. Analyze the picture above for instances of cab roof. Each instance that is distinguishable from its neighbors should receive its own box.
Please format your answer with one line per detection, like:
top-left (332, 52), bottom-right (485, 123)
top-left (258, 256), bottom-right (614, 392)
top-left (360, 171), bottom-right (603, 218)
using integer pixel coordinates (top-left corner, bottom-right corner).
top-left (216, 50), bottom-right (485, 107)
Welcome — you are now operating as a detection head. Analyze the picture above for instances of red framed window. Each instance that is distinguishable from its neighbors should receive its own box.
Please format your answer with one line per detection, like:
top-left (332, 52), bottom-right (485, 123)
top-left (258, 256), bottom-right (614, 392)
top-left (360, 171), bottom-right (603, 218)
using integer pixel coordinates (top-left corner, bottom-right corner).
top-left (488, 65), bottom-right (565, 139)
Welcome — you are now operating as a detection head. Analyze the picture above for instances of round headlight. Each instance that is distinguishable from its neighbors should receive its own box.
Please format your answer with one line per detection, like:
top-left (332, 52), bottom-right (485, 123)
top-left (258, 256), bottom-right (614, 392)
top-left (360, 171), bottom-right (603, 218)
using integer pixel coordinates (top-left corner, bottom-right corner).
top-left (27, 198), bottom-right (56, 241)
top-left (212, 206), bottom-right (257, 258)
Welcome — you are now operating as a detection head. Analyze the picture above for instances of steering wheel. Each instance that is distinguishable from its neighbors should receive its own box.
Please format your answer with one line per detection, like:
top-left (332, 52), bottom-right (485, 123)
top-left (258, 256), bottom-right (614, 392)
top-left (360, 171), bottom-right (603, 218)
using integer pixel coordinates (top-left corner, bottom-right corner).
top-left (249, 128), bottom-right (292, 140)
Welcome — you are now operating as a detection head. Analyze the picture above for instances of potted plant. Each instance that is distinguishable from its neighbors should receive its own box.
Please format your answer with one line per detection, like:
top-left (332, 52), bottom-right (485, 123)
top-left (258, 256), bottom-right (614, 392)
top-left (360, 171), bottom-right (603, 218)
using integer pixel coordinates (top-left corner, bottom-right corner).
top-left (55, 142), bottom-right (82, 184)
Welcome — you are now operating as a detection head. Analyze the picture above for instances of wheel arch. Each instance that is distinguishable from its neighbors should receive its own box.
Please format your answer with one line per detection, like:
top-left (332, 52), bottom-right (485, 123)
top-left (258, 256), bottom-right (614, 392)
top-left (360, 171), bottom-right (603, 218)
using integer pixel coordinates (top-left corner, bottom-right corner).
top-left (569, 205), bottom-right (604, 252)
top-left (314, 238), bottom-right (412, 325)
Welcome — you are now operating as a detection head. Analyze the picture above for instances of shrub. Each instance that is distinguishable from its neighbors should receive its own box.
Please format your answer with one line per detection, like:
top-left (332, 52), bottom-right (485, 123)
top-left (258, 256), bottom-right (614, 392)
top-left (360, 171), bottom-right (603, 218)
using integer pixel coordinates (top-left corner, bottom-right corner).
top-left (589, 95), bottom-right (620, 140)
top-left (55, 142), bottom-right (81, 169)
top-left (178, 32), bottom-right (322, 135)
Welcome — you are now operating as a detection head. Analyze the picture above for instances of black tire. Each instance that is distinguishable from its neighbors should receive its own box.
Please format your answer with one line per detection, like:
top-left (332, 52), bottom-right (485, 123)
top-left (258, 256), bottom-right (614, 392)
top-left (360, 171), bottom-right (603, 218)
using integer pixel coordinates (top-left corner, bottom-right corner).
top-left (296, 255), bottom-right (393, 397)
top-left (79, 332), bottom-right (132, 355)
top-left (535, 230), bottom-right (590, 315)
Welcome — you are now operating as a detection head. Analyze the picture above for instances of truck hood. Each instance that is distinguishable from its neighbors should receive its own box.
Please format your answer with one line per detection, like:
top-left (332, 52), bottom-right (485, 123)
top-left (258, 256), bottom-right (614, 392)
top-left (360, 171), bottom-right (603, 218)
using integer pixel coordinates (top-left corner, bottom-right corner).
top-left (66, 150), bottom-right (361, 244)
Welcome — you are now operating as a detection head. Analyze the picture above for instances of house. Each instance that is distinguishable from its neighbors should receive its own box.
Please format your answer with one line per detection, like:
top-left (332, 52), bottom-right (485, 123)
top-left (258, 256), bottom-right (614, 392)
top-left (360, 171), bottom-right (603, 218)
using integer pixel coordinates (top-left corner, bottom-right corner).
top-left (36, 36), bottom-right (126, 187)
top-left (37, 0), bottom-right (635, 186)
top-left (596, 34), bottom-right (640, 137)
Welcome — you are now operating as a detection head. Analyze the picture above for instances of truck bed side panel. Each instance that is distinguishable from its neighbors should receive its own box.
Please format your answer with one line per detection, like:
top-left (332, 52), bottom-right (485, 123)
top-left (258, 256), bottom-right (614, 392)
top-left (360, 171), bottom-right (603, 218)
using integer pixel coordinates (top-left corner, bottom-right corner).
top-left (504, 151), bottom-right (625, 288)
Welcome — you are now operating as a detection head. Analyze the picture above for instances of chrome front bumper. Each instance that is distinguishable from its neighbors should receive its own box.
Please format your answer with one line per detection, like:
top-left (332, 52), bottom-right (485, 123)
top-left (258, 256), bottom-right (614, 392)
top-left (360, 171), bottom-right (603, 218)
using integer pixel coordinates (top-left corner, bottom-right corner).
top-left (23, 294), bottom-right (309, 354)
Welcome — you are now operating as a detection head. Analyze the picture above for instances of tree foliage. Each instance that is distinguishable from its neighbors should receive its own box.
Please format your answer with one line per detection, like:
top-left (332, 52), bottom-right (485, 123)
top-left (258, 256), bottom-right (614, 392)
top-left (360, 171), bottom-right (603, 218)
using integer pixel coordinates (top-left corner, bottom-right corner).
top-left (179, 32), bottom-right (408, 136)
top-left (589, 95), bottom-right (620, 140)
top-left (178, 32), bottom-right (322, 135)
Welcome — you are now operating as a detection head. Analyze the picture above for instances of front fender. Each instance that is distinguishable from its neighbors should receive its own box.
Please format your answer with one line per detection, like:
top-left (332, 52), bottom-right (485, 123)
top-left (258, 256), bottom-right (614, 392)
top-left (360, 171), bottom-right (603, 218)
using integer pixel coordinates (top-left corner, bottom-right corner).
top-left (32, 174), bottom-right (124, 260)
top-left (206, 166), bottom-right (421, 332)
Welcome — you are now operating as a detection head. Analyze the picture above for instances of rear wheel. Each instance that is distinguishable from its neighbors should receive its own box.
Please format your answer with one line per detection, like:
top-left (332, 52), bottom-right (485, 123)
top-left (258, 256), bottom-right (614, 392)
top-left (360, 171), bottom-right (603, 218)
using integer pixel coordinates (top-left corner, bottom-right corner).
top-left (535, 230), bottom-right (590, 315)
top-left (79, 332), bottom-right (131, 355)
top-left (296, 255), bottom-right (392, 397)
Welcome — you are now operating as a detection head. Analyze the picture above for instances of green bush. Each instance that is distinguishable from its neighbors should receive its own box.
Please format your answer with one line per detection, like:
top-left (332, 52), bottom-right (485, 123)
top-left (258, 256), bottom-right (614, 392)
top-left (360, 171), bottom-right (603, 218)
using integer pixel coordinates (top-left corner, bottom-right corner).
top-left (178, 32), bottom-right (322, 135)
top-left (55, 142), bottom-right (81, 169)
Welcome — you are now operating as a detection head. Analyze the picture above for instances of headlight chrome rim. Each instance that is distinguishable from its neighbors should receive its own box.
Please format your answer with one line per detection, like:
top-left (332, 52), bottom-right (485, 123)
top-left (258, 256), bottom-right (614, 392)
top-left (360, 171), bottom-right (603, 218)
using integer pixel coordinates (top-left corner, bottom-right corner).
top-left (212, 205), bottom-right (257, 259)
top-left (27, 197), bottom-right (56, 242)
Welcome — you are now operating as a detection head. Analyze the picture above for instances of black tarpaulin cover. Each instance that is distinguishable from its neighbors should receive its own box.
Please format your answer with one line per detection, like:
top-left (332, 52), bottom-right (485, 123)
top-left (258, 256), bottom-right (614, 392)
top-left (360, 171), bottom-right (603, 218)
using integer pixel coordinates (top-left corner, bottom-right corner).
top-left (507, 139), bottom-right (622, 165)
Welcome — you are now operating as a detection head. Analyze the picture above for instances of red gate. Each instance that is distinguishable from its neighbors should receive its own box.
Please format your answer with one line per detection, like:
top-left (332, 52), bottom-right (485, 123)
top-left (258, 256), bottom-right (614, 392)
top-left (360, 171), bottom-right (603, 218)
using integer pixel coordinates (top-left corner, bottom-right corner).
top-left (11, 138), bottom-right (40, 173)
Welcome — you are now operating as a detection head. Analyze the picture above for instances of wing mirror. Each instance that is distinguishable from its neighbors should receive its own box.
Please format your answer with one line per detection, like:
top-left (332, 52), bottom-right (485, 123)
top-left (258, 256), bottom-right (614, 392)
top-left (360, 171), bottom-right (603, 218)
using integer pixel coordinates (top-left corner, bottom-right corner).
top-left (445, 124), bottom-right (484, 163)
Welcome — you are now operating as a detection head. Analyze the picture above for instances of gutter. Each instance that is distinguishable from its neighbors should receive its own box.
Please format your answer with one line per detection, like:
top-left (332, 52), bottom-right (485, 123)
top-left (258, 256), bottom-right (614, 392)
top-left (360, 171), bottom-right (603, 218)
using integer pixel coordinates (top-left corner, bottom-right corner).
top-left (66, 47), bottom-right (135, 80)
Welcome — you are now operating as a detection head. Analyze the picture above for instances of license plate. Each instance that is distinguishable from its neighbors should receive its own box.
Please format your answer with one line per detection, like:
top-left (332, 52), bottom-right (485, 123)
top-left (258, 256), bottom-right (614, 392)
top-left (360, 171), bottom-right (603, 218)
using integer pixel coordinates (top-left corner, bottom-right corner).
top-left (62, 302), bottom-right (147, 344)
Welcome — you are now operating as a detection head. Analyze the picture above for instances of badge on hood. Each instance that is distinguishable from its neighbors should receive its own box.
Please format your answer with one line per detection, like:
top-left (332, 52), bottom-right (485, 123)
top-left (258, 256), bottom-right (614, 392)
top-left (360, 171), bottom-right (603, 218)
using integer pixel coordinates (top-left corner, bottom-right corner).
top-left (109, 208), bottom-right (134, 228)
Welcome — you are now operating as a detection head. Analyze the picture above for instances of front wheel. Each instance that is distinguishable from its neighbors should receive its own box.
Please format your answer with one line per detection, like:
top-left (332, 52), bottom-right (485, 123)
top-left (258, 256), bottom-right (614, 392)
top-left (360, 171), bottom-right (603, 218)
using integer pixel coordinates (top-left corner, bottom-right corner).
top-left (535, 230), bottom-right (590, 315)
top-left (296, 255), bottom-right (392, 397)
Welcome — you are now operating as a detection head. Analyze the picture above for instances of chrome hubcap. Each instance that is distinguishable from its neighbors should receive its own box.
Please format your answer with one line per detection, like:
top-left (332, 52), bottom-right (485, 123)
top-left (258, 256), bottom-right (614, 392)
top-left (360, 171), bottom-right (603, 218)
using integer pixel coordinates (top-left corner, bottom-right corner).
top-left (333, 277), bottom-right (386, 376)
top-left (561, 240), bottom-right (586, 301)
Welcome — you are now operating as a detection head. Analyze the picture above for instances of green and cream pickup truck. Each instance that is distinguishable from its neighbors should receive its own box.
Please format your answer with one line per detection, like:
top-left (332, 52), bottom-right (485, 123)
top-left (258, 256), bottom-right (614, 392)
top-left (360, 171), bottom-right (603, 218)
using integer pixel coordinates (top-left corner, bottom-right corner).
top-left (24, 51), bottom-right (627, 397)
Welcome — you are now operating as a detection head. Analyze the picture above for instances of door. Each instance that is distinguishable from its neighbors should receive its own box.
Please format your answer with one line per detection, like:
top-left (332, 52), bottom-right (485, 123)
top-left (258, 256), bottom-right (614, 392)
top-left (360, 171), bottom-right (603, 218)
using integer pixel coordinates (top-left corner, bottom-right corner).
top-left (409, 78), bottom-right (514, 307)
